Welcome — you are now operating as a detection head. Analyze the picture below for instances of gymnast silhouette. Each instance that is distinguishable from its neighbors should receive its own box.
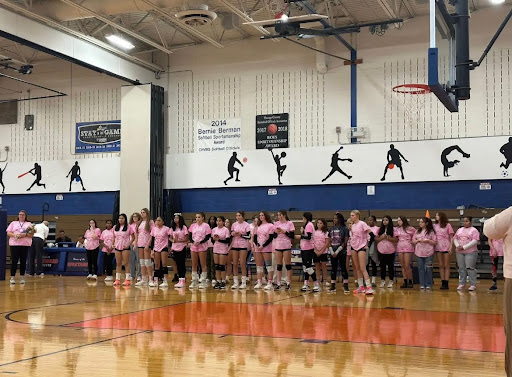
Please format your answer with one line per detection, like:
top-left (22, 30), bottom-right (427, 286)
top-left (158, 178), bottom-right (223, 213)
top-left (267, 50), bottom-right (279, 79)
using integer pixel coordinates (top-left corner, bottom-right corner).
top-left (0, 163), bottom-right (6, 194)
top-left (269, 148), bottom-right (287, 185)
top-left (27, 163), bottom-right (46, 191)
top-left (223, 152), bottom-right (243, 185)
top-left (322, 146), bottom-right (353, 182)
top-left (381, 144), bottom-right (408, 181)
top-left (441, 145), bottom-right (470, 177)
top-left (66, 161), bottom-right (86, 191)
top-left (500, 137), bottom-right (512, 169)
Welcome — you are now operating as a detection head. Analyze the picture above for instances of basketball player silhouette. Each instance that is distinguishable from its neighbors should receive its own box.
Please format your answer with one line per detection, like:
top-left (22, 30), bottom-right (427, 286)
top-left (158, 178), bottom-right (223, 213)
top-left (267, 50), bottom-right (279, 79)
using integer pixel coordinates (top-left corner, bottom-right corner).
top-left (381, 144), bottom-right (408, 181)
top-left (223, 152), bottom-right (243, 185)
top-left (66, 161), bottom-right (86, 191)
top-left (441, 145), bottom-right (470, 177)
top-left (27, 163), bottom-right (46, 191)
top-left (0, 163), bottom-right (6, 194)
top-left (322, 146), bottom-right (353, 182)
top-left (500, 137), bottom-right (512, 169)
top-left (269, 148), bottom-right (287, 185)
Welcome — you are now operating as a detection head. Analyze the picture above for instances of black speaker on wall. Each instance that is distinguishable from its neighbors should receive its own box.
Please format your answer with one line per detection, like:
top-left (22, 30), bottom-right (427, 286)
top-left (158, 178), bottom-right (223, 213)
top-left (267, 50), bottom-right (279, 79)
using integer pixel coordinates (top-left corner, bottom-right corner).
top-left (24, 114), bottom-right (34, 131)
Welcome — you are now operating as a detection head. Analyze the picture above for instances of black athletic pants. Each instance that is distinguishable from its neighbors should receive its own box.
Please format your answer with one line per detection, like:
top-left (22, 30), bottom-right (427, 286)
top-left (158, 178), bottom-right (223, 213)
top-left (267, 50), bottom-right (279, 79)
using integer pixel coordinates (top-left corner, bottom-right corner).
top-left (103, 253), bottom-right (114, 276)
top-left (29, 237), bottom-right (44, 275)
top-left (87, 248), bottom-right (99, 275)
top-left (10, 245), bottom-right (29, 277)
top-left (301, 249), bottom-right (317, 282)
top-left (379, 253), bottom-right (395, 280)
top-left (367, 258), bottom-right (378, 277)
top-left (173, 251), bottom-right (186, 278)
top-left (330, 252), bottom-right (348, 282)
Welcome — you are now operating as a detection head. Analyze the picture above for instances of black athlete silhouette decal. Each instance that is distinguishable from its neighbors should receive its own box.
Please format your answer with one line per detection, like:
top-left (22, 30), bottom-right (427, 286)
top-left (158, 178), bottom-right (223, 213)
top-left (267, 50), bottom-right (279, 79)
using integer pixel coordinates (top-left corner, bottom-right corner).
top-left (223, 152), bottom-right (244, 185)
top-left (381, 144), bottom-right (408, 181)
top-left (269, 148), bottom-right (287, 185)
top-left (322, 146), bottom-right (353, 182)
top-left (441, 145), bottom-right (470, 177)
top-left (500, 137), bottom-right (512, 169)
top-left (26, 163), bottom-right (46, 191)
top-left (66, 161), bottom-right (86, 191)
top-left (0, 163), bottom-right (6, 194)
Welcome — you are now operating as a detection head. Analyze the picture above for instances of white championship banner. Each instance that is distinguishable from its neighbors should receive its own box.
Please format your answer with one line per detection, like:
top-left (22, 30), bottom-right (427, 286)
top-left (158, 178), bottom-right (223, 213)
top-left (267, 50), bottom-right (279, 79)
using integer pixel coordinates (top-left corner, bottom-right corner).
top-left (196, 118), bottom-right (242, 153)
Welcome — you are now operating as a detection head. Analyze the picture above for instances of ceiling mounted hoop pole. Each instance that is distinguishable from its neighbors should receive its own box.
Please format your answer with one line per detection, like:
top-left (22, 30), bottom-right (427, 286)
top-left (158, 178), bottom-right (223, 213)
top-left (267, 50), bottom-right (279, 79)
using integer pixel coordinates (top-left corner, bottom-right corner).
top-left (392, 84), bottom-right (431, 127)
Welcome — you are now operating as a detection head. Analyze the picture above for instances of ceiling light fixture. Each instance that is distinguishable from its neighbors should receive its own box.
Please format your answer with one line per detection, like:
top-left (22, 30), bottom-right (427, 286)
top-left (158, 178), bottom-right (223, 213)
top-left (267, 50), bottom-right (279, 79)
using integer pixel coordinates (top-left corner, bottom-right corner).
top-left (489, 0), bottom-right (505, 4)
top-left (280, 14), bottom-right (289, 22)
top-left (105, 35), bottom-right (135, 50)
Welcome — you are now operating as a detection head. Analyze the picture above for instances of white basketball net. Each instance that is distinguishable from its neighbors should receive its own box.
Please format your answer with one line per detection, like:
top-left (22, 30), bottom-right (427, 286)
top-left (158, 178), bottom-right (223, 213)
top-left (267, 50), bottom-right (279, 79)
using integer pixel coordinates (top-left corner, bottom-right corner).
top-left (392, 84), bottom-right (431, 127)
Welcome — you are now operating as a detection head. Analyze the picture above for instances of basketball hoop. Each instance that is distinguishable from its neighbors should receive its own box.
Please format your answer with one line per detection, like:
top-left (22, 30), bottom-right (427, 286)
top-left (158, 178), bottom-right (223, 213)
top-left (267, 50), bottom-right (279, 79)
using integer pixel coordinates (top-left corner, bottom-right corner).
top-left (392, 84), bottom-right (431, 126)
top-left (268, 0), bottom-right (289, 18)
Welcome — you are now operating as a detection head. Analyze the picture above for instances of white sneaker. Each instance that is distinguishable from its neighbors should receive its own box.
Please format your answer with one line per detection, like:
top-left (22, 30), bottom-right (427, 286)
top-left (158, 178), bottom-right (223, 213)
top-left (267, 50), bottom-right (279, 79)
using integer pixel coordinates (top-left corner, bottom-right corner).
top-left (105, 276), bottom-right (113, 282)
top-left (149, 279), bottom-right (157, 287)
top-left (86, 274), bottom-right (93, 280)
top-left (379, 281), bottom-right (386, 288)
top-left (387, 281), bottom-right (394, 288)
top-left (325, 281), bottom-right (330, 287)
top-left (39, 273), bottom-right (44, 278)
top-left (264, 282), bottom-right (273, 290)
top-left (254, 281), bottom-right (262, 290)
top-left (301, 284), bottom-right (310, 292)
top-left (239, 280), bottom-right (247, 290)
top-left (313, 284), bottom-right (321, 292)
top-left (10, 277), bottom-right (15, 285)
top-left (20, 278), bottom-right (25, 285)
top-left (198, 281), bottom-right (207, 289)
top-left (159, 280), bottom-right (168, 288)
top-left (211, 279), bottom-right (217, 286)
top-left (92, 275), bottom-right (97, 280)
top-left (231, 282), bottom-right (239, 290)
top-left (468, 285), bottom-right (476, 291)
top-left (135, 280), bottom-right (147, 287)
top-left (136, 276), bottom-right (142, 282)
top-left (189, 280), bottom-right (198, 289)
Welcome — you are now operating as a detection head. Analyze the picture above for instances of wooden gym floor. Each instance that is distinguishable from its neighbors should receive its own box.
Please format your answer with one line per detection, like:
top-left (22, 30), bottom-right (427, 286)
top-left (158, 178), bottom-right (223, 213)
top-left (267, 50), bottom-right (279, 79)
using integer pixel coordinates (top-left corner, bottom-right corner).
top-left (0, 276), bottom-right (506, 376)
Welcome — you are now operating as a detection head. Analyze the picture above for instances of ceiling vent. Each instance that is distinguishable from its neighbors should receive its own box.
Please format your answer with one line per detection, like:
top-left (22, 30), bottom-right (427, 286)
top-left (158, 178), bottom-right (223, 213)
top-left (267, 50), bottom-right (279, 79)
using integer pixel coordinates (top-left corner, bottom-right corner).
top-left (175, 4), bottom-right (217, 26)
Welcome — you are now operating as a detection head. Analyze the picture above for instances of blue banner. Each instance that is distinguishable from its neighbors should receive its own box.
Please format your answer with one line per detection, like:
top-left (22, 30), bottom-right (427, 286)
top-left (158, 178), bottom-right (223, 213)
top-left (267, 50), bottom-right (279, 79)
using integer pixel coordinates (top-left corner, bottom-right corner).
top-left (75, 120), bottom-right (121, 153)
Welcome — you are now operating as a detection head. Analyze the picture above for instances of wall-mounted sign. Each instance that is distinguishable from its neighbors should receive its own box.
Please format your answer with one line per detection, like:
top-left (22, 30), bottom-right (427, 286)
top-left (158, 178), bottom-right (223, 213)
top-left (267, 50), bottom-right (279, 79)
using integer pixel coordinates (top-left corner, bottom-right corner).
top-left (75, 120), bottom-right (121, 154)
top-left (256, 113), bottom-right (289, 150)
top-left (196, 119), bottom-right (242, 153)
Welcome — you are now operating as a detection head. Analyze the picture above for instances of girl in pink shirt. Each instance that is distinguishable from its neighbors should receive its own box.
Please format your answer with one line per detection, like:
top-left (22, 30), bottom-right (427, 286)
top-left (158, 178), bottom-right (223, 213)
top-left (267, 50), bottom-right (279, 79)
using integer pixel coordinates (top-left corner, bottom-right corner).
top-left (434, 212), bottom-right (454, 290)
top-left (349, 210), bottom-right (373, 295)
top-left (169, 214), bottom-right (188, 288)
top-left (212, 216), bottom-right (231, 290)
top-left (252, 211), bottom-right (275, 290)
top-left (99, 219), bottom-right (115, 282)
top-left (298, 212), bottom-right (321, 292)
top-left (6, 210), bottom-right (33, 285)
top-left (395, 216), bottom-right (416, 289)
top-left (114, 213), bottom-right (134, 286)
top-left (134, 208), bottom-right (155, 287)
top-left (412, 217), bottom-right (437, 290)
top-left (129, 212), bottom-right (141, 282)
top-left (188, 212), bottom-right (212, 289)
top-left (366, 215), bottom-right (380, 287)
top-left (150, 217), bottom-right (170, 287)
top-left (313, 219), bottom-right (330, 288)
top-left (375, 215), bottom-right (398, 288)
top-left (454, 217), bottom-right (480, 291)
top-left (489, 238), bottom-right (504, 291)
top-left (84, 219), bottom-right (101, 280)
top-left (230, 211), bottom-right (251, 290)
top-left (273, 209), bottom-right (295, 291)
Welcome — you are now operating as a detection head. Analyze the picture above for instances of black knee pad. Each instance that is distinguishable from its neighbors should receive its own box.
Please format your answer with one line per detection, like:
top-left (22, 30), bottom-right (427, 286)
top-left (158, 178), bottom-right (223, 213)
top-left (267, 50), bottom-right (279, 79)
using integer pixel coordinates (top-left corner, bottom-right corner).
top-left (215, 264), bottom-right (222, 271)
top-left (277, 264), bottom-right (283, 271)
top-left (285, 264), bottom-right (292, 271)
top-left (162, 267), bottom-right (168, 275)
top-left (219, 264), bottom-right (226, 271)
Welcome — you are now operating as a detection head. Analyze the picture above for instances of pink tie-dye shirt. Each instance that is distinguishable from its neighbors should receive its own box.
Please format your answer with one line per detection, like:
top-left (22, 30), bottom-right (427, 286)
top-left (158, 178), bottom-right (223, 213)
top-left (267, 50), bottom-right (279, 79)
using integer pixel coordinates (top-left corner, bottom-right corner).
top-left (136, 220), bottom-right (155, 248)
top-left (300, 222), bottom-right (315, 250)
top-left (454, 226), bottom-right (480, 254)
top-left (433, 223), bottom-right (454, 252)
top-left (100, 229), bottom-right (115, 253)
top-left (413, 230), bottom-right (437, 258)
top-left (189, 222), bottom-right (212, 252)
top-left (151, 225), bottom-right (170, 252)
top-left (212, 226), bottom-right (231, 255)
top-left (350, 221), bottom-right (371, 251)
top-left (254, 223), bottom-right (275, 253)
top-left (394, 226), bottom-right (416, 253)
top-left (231, 221), bottom-right (251, 249)
top-left (114, 225), bottom-right (134, 251)
top-left (169, 226), bottom-right (189, 252)
top-left (274, 220), bottom-right (295, 250)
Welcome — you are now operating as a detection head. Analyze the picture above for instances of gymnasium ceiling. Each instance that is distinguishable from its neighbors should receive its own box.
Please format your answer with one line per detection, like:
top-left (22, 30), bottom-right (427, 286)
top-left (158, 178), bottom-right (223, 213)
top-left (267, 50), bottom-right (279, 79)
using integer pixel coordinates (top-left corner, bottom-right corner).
top-left (0, 0), bottom-right (511, 71)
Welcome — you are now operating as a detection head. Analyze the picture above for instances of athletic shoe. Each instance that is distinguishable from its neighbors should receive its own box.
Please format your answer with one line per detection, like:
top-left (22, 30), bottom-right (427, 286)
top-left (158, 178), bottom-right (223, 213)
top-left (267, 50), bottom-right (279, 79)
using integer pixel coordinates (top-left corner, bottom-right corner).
top-left (198, 281), bottom-right (207, 289)
top-left (343, 283), bottom-right (350, 293)
top-left (274, 284), bottom-right (281, 291)
top-left (189, 280), bottom-right (198, 289)
top-left (379, 281), bottom-right (386, 288)
top-left (39, 273), bottom-right (44, 278)
top-left (148, 280), bottom-right (157, 287)
top-left (264, 282), bottom-right (273, 291)
top-left (313, 284), bottom-right (321, 293)
top-left (113, 279), bottom-right (121, 286)
top-left (220, 282), bottom-right (227, 290)
top-left (92, 275), bottom-right (97, 280)
top-left (489, 285), bottom-right (498, 291)
top-left (239, 280), bottom-right (247, 290)
top-left (159, 280), bottom-right (168, 288)
top-left (86, 274), bottom-right (93, 280)
top-left (213, 281), bottom-right (221, 290)
top-left (211, 279), bottom-right (217, 286)
top-left (9, 277), bottom-right (15, 285)
top-left (468, 285), bottom-right (476, 291)
top-left (105, 276), bottom-right (113, 282)
top-left (254, 281), bottom-right (263, 290)
top-left (365, 287), bottom-right (374, 295)
top-left (231, 281), bottom-right (239, 290)
top-left (420, 286), bottom-right (425, 290)
top-left (122, 280), bottom-right (131, 287)
top-left (387, 281), bottom-right (393, 288)
top-left (328, 283), bottom-right (336, 293)
top-left (325, 281), bottom-right (330, 287)
top-left (400, 281), bottom-right (408, 289)
top-left (175, 278), bottom-right (185, 288)
top-left (372, 282), bottom-right (377, 288)
top-left (135, 280), bottom-right (147, 287)
top-left (426, 286), bottom-right (432, 290)
top-left (301, 284), bottom-right (310, 292)
top-left (353, 286), bottom-right (364, 294)
top-left (137, 276), bottom-right (142, 282)
top-left (20, 278), bottom-right (25, 285)
top-left (457, 284), bottom-right (465, 291)
top-left (407, 281), bottom-right (413, 288)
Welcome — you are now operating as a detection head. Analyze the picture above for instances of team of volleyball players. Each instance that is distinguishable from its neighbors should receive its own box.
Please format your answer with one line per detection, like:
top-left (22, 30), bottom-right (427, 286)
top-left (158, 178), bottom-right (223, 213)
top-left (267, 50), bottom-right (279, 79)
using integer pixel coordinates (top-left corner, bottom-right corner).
top-left (82, 208), bottom-right (503, 293)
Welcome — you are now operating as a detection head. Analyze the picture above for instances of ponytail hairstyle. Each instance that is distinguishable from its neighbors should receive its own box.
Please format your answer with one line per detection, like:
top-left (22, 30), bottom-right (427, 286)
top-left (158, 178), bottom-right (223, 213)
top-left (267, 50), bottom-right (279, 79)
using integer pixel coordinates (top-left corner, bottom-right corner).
top-left (418, 217), bottom-right (435, 234)
top-left (278, 209), bottom-right (290, 221)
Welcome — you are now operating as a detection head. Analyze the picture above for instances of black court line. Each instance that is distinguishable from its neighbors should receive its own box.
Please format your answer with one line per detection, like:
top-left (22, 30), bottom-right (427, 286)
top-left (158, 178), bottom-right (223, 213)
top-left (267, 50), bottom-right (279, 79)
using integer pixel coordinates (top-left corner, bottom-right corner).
top-left (301, 339), bottom-right (330, 344)
top-left (264, 294), bottom-right (303, 305)
top-left (0, 330), bottom-right (151, 368)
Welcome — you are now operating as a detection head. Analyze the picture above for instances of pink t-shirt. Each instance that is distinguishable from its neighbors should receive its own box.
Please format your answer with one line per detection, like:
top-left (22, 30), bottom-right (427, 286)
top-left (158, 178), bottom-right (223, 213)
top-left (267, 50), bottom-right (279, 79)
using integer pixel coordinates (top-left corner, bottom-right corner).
top-left (212, 226), bottom-right (230, 255)
top-left (254, 223), bottom-right (275, 253)
top-left (395, 226), bottom-right (416, 253)
top-left (151, 225), bottom-right (170, 252)
top-left (6, 221), bottom-right (33, 247)
top-left (85, 228), bottom-right (101, 250)
top-left (169, 226), bottom-right (188, 252)
top-left (137, 220), bottom-right (154, 248)
top-left (189, 222), bottom-right (212, 252)
top-left (274, 220), bottom-right (295, 250)
top-left (454, 226), bottom-right (480, 254)
top-left (433, 223), bottom-right (454, 252)
top-left (100, 229), bottom-right (115, 253)
top-left (490, 238), bottom-right (504, 257)
top-left (300, 222), bottom-right (315, 250)
top-left (369, 226), bottom-right (380, 241)
top-left (231, 221), bottom-right (251, 249)
top-left (377, 232), bottom-right (396, 255)
top-left (313, 230), bottom-right (329, 253)
top-left (413, 230), bottom-right (437, 258)
top-left (114, 225), bottom-right (134, 251)
top-left (350, 221), bottom-right (371, 251)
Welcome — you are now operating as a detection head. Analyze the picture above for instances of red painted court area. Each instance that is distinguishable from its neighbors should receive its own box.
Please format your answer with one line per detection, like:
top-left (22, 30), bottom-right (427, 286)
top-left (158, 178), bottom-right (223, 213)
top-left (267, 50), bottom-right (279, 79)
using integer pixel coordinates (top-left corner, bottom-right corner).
top-left (69, 302), bottom-right (505, 353)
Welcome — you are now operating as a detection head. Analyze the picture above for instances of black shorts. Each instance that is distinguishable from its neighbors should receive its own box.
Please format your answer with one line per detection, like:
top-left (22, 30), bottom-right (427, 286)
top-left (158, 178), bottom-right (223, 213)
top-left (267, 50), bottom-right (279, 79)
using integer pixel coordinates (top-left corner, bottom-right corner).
top-left (275, 248), bottom-right (291, 252)
top-left (313, 254), bottom-right (328, 263)
top-left (231, 247), bottom-right (247, 251)
top-left (115, 248), bottom-right (130, 252)
top-left (353, 248), bottom-right (367, 253)
top-left (437, 250), bottom-right (449, 254)
top-left (154, 247), bottom-right (168, 253)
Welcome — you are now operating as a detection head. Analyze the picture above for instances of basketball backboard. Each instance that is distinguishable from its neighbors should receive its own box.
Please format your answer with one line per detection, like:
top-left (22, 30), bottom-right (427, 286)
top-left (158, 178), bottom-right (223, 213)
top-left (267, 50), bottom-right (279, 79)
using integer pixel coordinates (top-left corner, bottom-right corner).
top-left (428, 0), bottom-right (458, 112)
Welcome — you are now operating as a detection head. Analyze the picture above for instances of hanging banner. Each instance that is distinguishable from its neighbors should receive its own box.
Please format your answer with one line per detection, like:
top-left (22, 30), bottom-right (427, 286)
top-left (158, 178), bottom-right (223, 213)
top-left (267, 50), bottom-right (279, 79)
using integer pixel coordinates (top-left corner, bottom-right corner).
top-left (256, 113), bottom-right (289, 149)
top-left (196, 118), bottom-right (242, 153)
top-left (75, 120), bottom-right (121, 154)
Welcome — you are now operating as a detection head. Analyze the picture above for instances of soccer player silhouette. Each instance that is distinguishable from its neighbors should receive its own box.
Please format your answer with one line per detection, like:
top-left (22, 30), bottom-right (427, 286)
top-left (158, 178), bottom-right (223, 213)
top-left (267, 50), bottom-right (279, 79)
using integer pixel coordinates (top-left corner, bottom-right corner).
top-left (500, 137), bottom-right (512, 169)
top-left (66, 161), bottom-right (86, 191)
top-left (223, 152), bottom-right (243, 185)
top-left (0, 163), bottom-right (6, 194)
top-left (27, 163), bottom-right (46, 191)
top-left (322, 146), bottom-right (353, 182)
top-left (441, 145), bottom-right (470, 177)
top-left (269, 148), bottom-right (287, 185)
top-left (381, 144), bottom-right (408, 181)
